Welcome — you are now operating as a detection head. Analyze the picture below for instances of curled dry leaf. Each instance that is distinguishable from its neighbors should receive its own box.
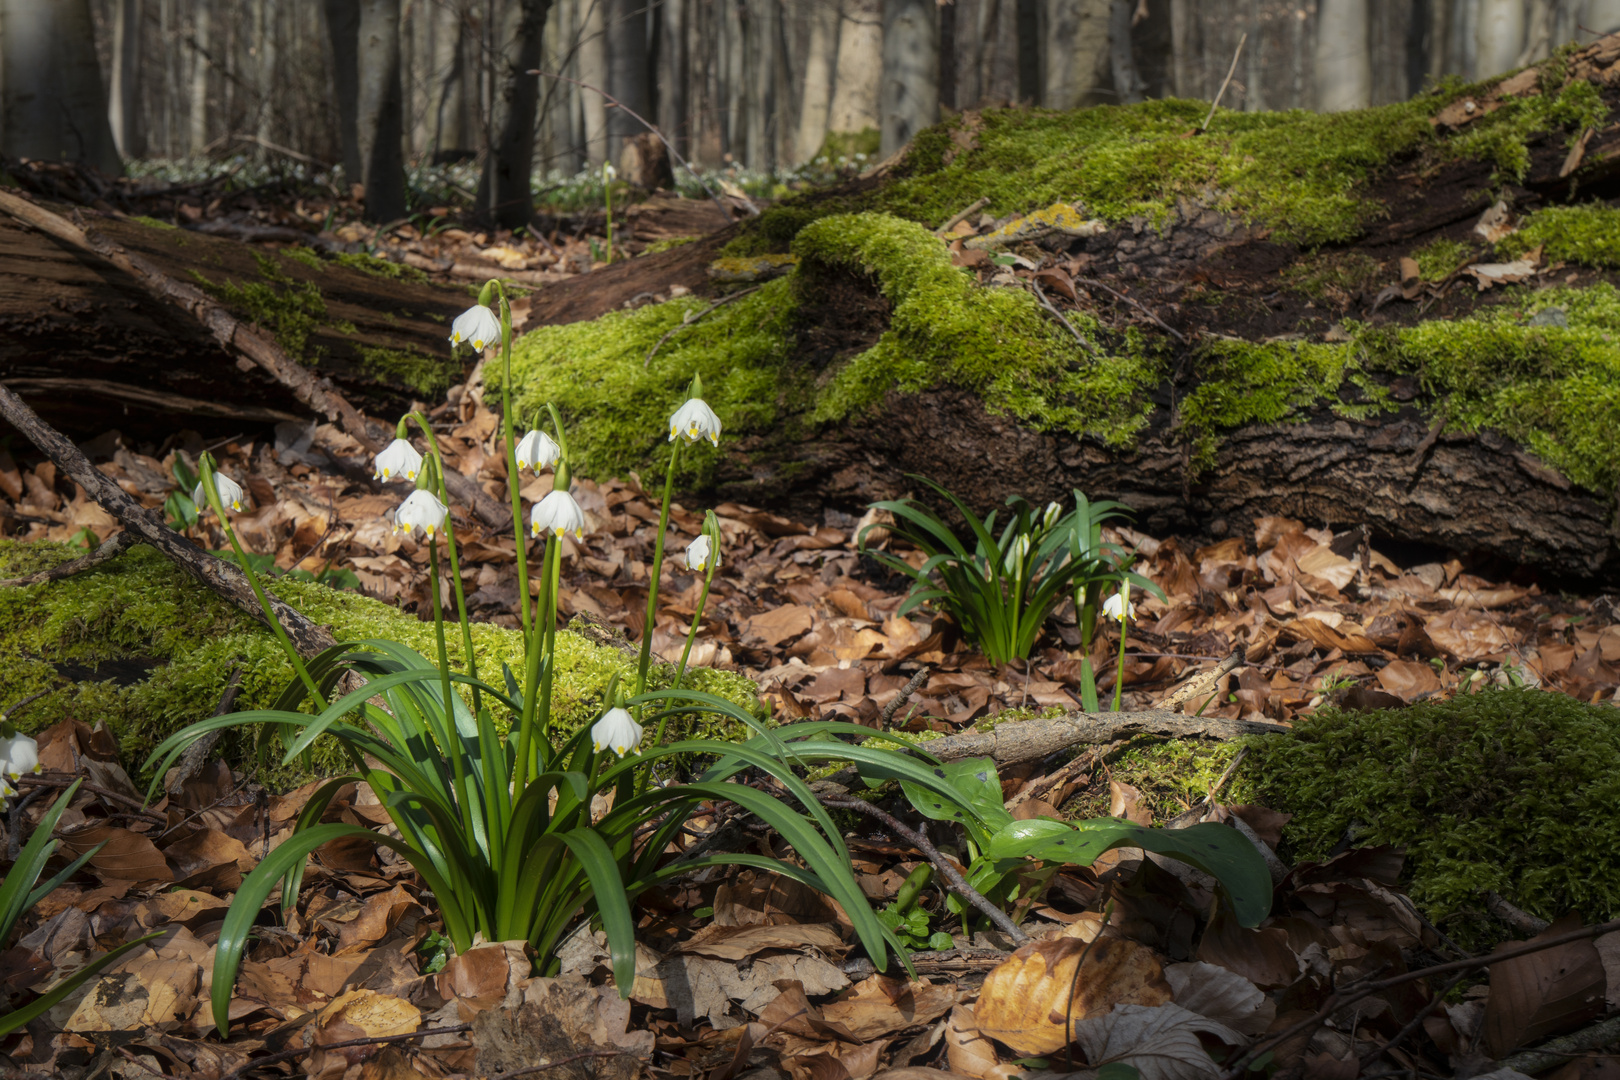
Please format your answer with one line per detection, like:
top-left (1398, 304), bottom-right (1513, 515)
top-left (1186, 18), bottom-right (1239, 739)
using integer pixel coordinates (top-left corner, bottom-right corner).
top-left (974, 928), bottom-right (1171, 1056)
top-left (1162, 962), bottom-right (1274, 1036)
top-left (1070, 1003), bottom-right (1240, 1080)
top-left (945, 1004), bottom-right (1024, 1080)
top-left (317, 988), bottom-right (422, 1038)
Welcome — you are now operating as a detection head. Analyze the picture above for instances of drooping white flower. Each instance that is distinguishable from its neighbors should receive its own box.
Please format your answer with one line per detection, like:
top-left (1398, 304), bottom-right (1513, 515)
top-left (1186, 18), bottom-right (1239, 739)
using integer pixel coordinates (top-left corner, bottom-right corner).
top-left (0, 733), bottom-right (40, 782)
top-left (373, 438), bottom-right (423, 482)
top-left (668, 397), bottom-right (722, 446)
top-left (0, 775), bottom-right (14, 801)
top-left (591, 707), bottom-right (643, 756)
top-left (393, 489), bottom-right (450, 539)
top-left (515, 429), bottom-right (560, 474)
top-left (603, 162), bottom-right (618, 181)
top-left (686, 534), bottom-right (717, 573)
top-left (192, 472), bottom-right (245, 514)
top-left (531, 489), bottom-right (586, 540)
top-left (1003, 533), bottom-right (1031, 575)
top-left (1042, 501), bottom-right (1063, 529)
top-left (448, 304), bottom-right (502, 351)
top-left (1102, 591), bottom-right (1135, 622)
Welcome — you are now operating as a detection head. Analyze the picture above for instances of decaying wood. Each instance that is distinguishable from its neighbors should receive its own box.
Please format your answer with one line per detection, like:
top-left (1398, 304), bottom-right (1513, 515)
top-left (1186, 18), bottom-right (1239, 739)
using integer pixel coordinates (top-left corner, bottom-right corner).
top-left (0, 384), bottom-right (338, 657)
top-left (0, 530), bottom-right (138, 588)
top-left (0, 190), bottom-right (510, 531)
top-left (1158, 645), bottom-right (1247, 709)
top-left (915, 708), bottom-right (1288, 766)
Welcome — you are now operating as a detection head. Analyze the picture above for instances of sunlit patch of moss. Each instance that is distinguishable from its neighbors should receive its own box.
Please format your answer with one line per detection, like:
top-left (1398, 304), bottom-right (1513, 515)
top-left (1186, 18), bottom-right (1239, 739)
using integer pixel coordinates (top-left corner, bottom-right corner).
top-left (644, 236), bottom-right (700, 254)
top-left (191, 253), bottom-right (327, 360)
top-left (1238, 689), bottom-right (1620, 948)
top-left (0, 540), bottom-right (762, 791)
top-left (357, 345), bottom-right (457, 399)
top-left (1061, 737), bottom-right (1240, 821)
top-left (131, 215), bottom-right (178, 231)
top-left (709, 253), bottom-right (799, 282)
top-left (335, 251), bottom-right (431, 283)
top-left (1410, 238), bottom-right (1476, 280)
top-left (1499, 202), bottom-right (1620, 268)
top-left (1281, 251), bottom-right (1386, 297)
top-left (1442, 75), bottom-right (1608, 182)
top-left (281, 246), bottom-right (326, 271)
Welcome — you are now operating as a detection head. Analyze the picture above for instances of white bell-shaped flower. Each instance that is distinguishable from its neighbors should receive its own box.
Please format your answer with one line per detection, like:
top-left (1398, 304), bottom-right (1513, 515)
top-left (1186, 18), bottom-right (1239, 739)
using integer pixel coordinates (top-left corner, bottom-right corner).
top-left (1042, 501), bottom-right (1063, 530)
top-left (192, 472), bottom-right (245, 514)
top-left (591, 707), bottom-right (643, 756)
top-left (373, 438), bottom-right (423, 482)
top-left (0, 733), bottom-right (40, 782)
top-left (515, 429), bottom-right (560, 474)
top-left (0, 775), bottom-right (14, 801)
top-left (1102, 591), bottom-right (1136, 623)
top-left (531, 489), bottom-right (586, 540)
top-left (448, 304), bottom-right (502, 351)
top-left (686, 534), bottom-right (717, 573)
top-left (394, 489), bottom-right (450, 539)
top-left (668, 397), bottom-right (722, 446)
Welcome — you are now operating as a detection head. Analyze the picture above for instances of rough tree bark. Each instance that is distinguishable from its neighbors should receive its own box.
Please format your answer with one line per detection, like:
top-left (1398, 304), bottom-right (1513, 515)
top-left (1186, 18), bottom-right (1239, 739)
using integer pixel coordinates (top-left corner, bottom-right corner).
top-left (795, 0), bottom-right (839, 165)
top-left (109, 0), bottom-right (143, 160)
top-left (880, 0), bottom-right (940, 156)
top-left (829, 0), bottom-right (883, 137)
top-left (356, 0), bottom-right (409, 222)
top-left (1042, 0), bottom-right (1113, 109)
top-left (0, 0), bottom-right (122, 174)
top-left (1315, 0), bottom-right (1373, 111)
top-left (325, 0), bottom-right (364, 181)
top-left (605, 0), bottom-right (650, 167)
top-left (480, 0), bottom-right (551, 228)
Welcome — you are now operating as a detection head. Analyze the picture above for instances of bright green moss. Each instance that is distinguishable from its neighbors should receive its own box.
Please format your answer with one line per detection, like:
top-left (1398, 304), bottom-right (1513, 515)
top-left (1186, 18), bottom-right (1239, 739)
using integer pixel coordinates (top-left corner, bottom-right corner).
top-left (1443, 73), bottom-right (1608, 182)
top-left (644, 236), bottom-right (699, 254)
top-left (1410, 238), bottom-right (1477, 280)
top-left (1238, 689), bottom-right (1620, 947)
top-left (357, 345), bottom-right (457, 399)
top-left (335, 251), bottom-right (431, 283)
top-left (0, 540), bottom-right (763, 790)
top-left (192, 253), bottom-right (327, 360)
top-left (1500, 202), bottom-right (1620, 268)
top-left (281, 246), bottom-right (327, 271)
top-left (132, 215), bottom-right (178, 231)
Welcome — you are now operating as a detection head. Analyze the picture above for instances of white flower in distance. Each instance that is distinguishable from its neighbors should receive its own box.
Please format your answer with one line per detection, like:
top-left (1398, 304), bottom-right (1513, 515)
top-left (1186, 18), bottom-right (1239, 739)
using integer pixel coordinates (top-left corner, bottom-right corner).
top-left (515, 429), bottom-right (560, 474)
top-left (373, 438), bottom-right (423, 482)
top-left (192, 472), bottom-right (245, 514)
top-left (591, 707), bottom-right (643, 756)
top-left (1103, 591), bottom-right (1136, 622)
top-left (0, 732), bottom-right (40, 782)
top-left (668, 397), bottom-right (722, 446)
top-left (394, 490), bottom-right (449, 539)
top-left (531, 489), bottom-right (586, 540)
top-left (686, 533), bottom-right (717, 573)
top-left (448, 304), bottom-right (501, 351)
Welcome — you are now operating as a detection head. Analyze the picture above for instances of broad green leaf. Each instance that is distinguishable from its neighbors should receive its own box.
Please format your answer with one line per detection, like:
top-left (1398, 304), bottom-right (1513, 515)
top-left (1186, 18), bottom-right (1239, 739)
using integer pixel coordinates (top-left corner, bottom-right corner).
top-left (899, 756), bottom-right (1015, 834)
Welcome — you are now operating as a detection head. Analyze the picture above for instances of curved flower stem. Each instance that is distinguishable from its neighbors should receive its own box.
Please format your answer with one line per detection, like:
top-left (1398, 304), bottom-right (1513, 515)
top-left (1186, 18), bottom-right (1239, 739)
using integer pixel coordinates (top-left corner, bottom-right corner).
top-left (408, 411), bottom-right (481, 718)
top-left (1112, 608), bottom-right (1130, 712)
top-left (198, 459), bottom-right (325, 709)
top-left (674, 561), bottom-right (717, 691)
top-left (515, 534), bottom-right (562, 786)
top-left (635, 444), bottom-right (680, 699)
top-left (493, 283), bottom-right (533, 647)
top-left (429, 541), bottom-right (478, 845)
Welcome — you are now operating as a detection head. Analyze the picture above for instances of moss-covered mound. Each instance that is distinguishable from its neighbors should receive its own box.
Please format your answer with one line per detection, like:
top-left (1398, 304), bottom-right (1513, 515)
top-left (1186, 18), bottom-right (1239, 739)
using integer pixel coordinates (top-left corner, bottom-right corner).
top-left (0, 540), bottom-right (763, 789)
top-left (1088, 689), bottom-right (1620, 947)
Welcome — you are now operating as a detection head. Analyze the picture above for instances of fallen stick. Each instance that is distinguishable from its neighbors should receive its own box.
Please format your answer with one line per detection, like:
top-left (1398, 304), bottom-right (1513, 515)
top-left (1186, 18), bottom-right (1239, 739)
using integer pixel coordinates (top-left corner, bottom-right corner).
top-left (903, 708), bottom-right (1287, 766)
top-left (937, 196), bottom-right (991, 234)
top-left (1159, 645), bottom-right (1246, 709)
top-left (0, 189), bottom-right (510, 531)
top-left (0, 385), bottom-right (338, 657)
top-left (1498, 1014), bottom-right (1620, 1075)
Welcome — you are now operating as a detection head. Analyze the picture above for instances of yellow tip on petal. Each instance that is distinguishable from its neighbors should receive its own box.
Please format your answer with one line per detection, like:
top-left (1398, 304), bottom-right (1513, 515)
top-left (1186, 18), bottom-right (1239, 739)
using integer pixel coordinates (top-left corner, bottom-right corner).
top-left (406, 469), bottom-right (416, 479)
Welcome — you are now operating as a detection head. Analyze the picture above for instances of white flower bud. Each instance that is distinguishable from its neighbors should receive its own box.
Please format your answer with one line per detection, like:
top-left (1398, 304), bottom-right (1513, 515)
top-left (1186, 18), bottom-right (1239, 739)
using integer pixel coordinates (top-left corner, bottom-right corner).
top-left (686, 534), bottom-right (717, 573)
top-left (192, 472), bottom-right (245, 514)
top-left (1103, 591), bottom-right (1136, 623)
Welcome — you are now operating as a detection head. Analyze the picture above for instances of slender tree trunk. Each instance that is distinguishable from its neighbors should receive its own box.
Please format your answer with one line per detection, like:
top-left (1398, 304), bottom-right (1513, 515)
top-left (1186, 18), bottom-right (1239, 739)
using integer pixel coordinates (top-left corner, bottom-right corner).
top-left (605, 0), bottom-right (649, 165)
top-left (1043, 0), bottom-right (1112, 109)
top-left (356, 0), bottom-right (409, 221)
top-left (1589, 0), bottom-right (1620, 35)
top-left (109, 0), bottom-right (143, 159)
top-left (880, 0), bottom-right (938, 156)
top-left (940, 0), bottom-right (958, 110)
top-left (1016, 0), bottom-right (1041, 101)
top-left (325, 0), bottom-right (365, 180)
top-left (794, 0), bottom-right (838, 162)
top-left (1315, 0), bottom-right (1372, 111)
top-left (1475, 0), bottom-right (1524, 77)
top-left (828, 0), bottom-right (881, 137)
top-left (1109, 0), bottom-right (1144, 103)
top-left (479, 0), bottom-right (551, 228)
top-left (0, 0), bottom-right (122, 173)
top-left (190, 2), bottom-right (211, 154)
top-left (579, 0), bottom-right (609, 165)
top-left (658, 0), bottom-right (688, 161)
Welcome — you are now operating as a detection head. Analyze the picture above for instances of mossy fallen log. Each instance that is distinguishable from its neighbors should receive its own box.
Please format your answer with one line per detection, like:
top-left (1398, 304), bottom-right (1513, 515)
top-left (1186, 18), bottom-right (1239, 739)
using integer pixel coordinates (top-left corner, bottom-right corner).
top-left (0, 540), bottom-right (764, 789)
top-left (507, 37), bottom-right (1620, 580)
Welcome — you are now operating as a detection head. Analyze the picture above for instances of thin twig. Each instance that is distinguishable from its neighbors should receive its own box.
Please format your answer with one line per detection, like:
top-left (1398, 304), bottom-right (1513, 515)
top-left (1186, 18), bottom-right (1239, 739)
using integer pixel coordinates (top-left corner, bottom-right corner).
top-left (1201, 33), bottom-right (1248, 132)
top-left (1029, 281), bottom-right (1100, 356)
top-left (1198, 746), bottom-right (1248, 807)
top-left (527, 70), bottom-right (745, 221)
top-left (820, 794), bottom-right (1032, 945)
top-left (1075, 276), bottom-right (1188, 344)
top-left (0, 530), bottom-right (139, 588)
top-left (937, 196), bottom-right (991, 234)
top-left (2, 692), bottom-right (49, 723)
top-left (1359, 970), bottom-right (1468, 1070)
top-left (644, 284), bottom-right (764, 367)
top-left (879, 667), bottom-right (930, 727)
top-left (17, 775), bottom-right (168, 826)
top-left (1160, 645), bottom-right (1247, 710)
top-left (219, 1024), bottom-right (474, 1080)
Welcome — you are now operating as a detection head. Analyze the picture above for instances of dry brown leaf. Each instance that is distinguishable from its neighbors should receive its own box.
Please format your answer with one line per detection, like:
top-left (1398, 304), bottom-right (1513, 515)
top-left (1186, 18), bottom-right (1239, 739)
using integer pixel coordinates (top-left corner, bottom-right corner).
top-left (319, 988), bottom-right (422, 1038)
top-left (58, 827), bottom-right (173, 883)
top-left (820, 976), bottom-right (961, 1039)
top-left (1070, 1003), bottom-right (1238, 1079)
top-left (1597, 930), bottom-right (1620, 1009)
top-left (1374, 659), bottom-right (1442, 701)
top-left (1484, 914), bottom-right (1607, 1058)
top-left (674, 921), bottom-right (846, 960)
top-left (944, 1005), bottom-right (1023, 1080)
top-left (1163, 962), bottom-right (1274, 1036)
top-left (974, 930), bottom-right (1171, 1056)
top-left (743, 604), bottom-right (816, 648)
top-left (436, 940), bottom-right (529, 1010)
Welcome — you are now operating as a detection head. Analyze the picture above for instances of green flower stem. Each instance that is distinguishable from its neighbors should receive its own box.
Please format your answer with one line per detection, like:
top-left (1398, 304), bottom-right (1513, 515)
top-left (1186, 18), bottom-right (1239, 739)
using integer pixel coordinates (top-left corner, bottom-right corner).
top-left (198, 460), bottom-right (324, 709)
top-left (535, 535), bottom-right (562, 774)
top-left (429, 540), bottom-right (479, 849)
top-left (494, 284), bottom-right (533, 647)
top-left (515, 534), bottom-right (562, 785)
top-left (1112, 610), bottom-right (1129, 712)
top-left (408, 411), bottom-right (481, 718)
top-left (674, 559), bottom-right (717, 690)
top-left (635, 443), bottom-right (680, 699)
top-left (604, 167), bottom-right (614, 263)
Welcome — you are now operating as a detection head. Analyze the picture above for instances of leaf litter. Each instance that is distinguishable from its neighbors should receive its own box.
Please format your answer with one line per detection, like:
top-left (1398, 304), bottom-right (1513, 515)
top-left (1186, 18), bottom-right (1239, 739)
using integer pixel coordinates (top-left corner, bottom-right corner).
top-left (7, 366), bottom-right (1620, 1076)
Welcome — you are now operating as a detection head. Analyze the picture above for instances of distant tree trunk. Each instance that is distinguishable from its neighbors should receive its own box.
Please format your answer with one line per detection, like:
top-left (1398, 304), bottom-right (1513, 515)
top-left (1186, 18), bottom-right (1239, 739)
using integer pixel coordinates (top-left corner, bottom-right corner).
top-left (605, 0), bottom-right (649, 165)
top-left (1108, 0), bottom-right (1144, 103)
top-left (658, 0), bottom-right (689, 161)
top-left (795, 0), bottom-right (838, 162)
top-left (1016, 0), bottom-right (1041, 101)
top-left (1476, 0), bottom-right (1525, 77)
top-left (1315, 0), bottom-right (1372, 111)
top-left (0, 0), bottom-right (122, 174)
top-left (939, 0), bottom-right (958, 110)
top-left (1590, 0), bottom-right (1620, 35)
top-left (579, 0), bottom-right (609, 165)
top-left (880, 0), bottom-right (939, 156)
top-left (479, 0), bottom-right (551, 228)
top-left (109, 0), bottom-right (143, 159)
top-left (190, 2), bottom-right (211, 154)
top-left (326, 0), bottom-right (364, 181)
top-left (828, 0), bottom-right (882, 137)
top-left (1042, 0), bottom-right (1112, 109)
top-left (356, 0), bottom-right (408, 222)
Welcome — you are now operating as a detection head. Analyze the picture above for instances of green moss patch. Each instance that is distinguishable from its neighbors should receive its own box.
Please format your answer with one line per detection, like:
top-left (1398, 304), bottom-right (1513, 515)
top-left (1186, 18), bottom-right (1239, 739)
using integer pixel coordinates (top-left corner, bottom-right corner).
top-left (1410, 238), bottom-right (1478, 280)
top-left (192, 253), bottom-right (327, 360)
top-left (357, 345), bottom-right (457, 399)
top-left (1500, 202), bottom-right (1620, 268)
top-left (335, 251), bottom-right (432, 283)
top-left (0, 540), bottom-right (763, 790)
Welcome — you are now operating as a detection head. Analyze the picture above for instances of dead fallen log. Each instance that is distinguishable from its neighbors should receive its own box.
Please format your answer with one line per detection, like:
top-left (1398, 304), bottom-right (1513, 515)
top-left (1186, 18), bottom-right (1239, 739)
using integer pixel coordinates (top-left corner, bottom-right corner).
top-left (0, 383), bottom-right (338, 657)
